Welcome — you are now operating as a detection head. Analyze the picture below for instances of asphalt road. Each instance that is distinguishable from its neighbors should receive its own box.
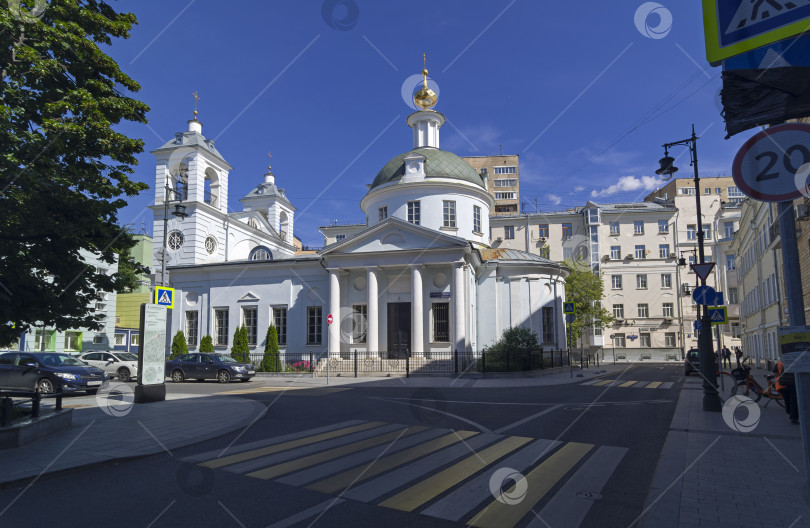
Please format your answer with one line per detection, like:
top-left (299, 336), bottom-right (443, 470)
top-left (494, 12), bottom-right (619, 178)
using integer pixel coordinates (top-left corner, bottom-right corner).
top-left (0, 364), bottom-right (684, 528)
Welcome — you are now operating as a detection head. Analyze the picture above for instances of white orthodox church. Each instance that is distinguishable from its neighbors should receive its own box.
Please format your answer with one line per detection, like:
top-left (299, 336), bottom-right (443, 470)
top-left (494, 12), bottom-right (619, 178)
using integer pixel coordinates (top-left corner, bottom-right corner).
top-left (151, 70), bottom-right (570, 360)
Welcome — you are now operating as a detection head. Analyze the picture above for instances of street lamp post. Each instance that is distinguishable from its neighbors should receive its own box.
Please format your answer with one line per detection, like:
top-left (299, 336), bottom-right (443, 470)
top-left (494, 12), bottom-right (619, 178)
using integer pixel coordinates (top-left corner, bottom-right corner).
top-left (160, 177), bottom-right (188, 287)
top-left (656, 125), bottom-right (722, 412)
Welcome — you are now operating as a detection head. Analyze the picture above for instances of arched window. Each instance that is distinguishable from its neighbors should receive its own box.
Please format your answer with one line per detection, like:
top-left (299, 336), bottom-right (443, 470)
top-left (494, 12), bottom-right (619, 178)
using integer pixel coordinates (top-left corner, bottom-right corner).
top-left (204, 167), bottom-right (220, 208)
top-left (279, 211), bottom-right (289, 242)
top-left (248, 217), bottom-right (260, 230)
top-left (249, 246), bottom-right (273, 261)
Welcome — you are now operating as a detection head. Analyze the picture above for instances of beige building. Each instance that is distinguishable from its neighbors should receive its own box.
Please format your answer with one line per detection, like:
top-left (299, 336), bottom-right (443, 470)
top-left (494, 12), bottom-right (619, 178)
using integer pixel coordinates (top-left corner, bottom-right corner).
top-left (644, 176), bottom-right (742, 353)
top-left (489, 201), bottom-right (682, 360)
top-left (730, 199), bottom-right (785, 368)
top-left (462, 155), bottom-right (520, 215)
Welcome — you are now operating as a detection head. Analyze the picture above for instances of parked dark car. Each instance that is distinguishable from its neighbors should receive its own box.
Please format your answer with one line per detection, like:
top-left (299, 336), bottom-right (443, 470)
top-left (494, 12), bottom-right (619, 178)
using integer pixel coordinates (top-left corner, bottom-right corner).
top-left (0, 352), bottom-right (108, 394)
top-left (684, 348), bottom-right (700, 376)
top-left (165, 353), bottom-right (255, 383)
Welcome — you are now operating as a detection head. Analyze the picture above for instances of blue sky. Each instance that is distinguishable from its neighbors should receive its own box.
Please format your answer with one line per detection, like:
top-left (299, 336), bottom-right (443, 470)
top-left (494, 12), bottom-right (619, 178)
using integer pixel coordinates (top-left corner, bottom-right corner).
top-left (109, 0), bottom-right (747, 247)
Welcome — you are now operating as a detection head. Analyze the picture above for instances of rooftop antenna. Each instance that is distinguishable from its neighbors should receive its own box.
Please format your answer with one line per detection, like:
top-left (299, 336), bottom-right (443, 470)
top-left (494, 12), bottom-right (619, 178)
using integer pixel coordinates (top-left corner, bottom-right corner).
top-left (499, 144), bottom-right (503, 155)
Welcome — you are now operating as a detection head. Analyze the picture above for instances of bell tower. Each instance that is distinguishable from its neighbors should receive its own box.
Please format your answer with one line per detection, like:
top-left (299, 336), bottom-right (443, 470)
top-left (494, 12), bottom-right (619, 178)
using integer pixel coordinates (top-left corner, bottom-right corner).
top-left (150, 95), bottom-right (234, 275)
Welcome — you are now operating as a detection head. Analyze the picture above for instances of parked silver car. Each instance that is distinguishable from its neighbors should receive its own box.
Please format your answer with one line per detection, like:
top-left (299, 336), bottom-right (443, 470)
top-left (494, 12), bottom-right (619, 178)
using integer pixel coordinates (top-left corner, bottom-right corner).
top-left (79, 351), bottom-right (139, 382)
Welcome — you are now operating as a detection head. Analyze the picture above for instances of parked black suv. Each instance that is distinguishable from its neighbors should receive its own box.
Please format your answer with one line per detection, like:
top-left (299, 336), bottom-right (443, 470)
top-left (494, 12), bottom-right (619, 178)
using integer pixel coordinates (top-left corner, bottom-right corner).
top-left (0, 352), bottom-right (108, 394)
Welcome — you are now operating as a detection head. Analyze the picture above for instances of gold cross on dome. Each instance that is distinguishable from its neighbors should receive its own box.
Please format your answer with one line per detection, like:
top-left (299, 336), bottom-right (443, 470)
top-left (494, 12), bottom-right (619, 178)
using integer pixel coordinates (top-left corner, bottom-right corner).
top-left (267, 152), bottom-right (272, 172)
top-left (192, 92), bottom-right (200, 120)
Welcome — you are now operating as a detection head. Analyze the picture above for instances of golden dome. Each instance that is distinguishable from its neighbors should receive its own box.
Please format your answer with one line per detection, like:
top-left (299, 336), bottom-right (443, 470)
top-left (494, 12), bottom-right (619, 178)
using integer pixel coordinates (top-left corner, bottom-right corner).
top-left (414, 60), bottom-right (437, 110)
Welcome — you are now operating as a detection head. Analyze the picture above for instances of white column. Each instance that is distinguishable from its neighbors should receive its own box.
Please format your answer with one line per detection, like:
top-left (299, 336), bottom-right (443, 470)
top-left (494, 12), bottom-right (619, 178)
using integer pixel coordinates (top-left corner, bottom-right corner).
top-left (367, 267), bottom-right (379, 354)
top-left (411, 265), bottom-right (424, 356)
top-left (328, 269), bottom-right (340, 357)
top-left (453, 263), bottom-right (466, 352)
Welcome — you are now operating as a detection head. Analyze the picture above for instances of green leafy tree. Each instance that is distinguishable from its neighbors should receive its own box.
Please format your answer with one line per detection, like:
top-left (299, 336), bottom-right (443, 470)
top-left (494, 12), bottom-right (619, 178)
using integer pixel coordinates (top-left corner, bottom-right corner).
top-left (231, 325), bottom-right (249, 363)
top-left (0, 2), bottom-right (149, 346)
top-left (563, 266), bottom-right (614, 345)
top-left (484, 326), bottom-right (541, 372)
top-left (261, 325), bottom-right (279, 372)
top-left (170, 331), bottom-right (188, 359)
top-left (199, 335), bottom-right (213, 353)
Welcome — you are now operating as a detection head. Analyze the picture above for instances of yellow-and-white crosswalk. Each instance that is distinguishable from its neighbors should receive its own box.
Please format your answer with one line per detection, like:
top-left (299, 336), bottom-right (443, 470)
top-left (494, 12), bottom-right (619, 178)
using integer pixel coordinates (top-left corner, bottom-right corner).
top-left (184, 420), bottom-right (627, 528)
top-left (580, 379), bottom-right (675, 389)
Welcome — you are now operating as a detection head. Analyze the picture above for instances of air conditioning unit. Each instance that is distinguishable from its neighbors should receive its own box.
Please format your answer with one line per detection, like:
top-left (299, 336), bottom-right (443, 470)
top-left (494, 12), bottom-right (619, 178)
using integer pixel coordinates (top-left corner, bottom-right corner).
top-left (683, 284), bottom-right (692, 294)
top-left (494, 237), bottom-right (503, 242)
top-left (626, 254), bottom-right (634, 260)
top-left (602, 255), bottom-right (611, 261)
top-left (614, 319), bottom-right (624, 325)
top-left (539, 237), bottom-right (546, 242)
top-left (662, 318), bottom-right (672, 324)
top-left (797, 203), bottom-right (810, 220)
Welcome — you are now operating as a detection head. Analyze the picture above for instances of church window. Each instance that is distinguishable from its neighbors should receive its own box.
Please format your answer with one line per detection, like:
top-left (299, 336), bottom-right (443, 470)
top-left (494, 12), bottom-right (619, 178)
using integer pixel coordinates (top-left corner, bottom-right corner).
top-left (378, 206), bottom-right (387, 221)
top-left (185, 311), bottom-right (198, 346)
top-left (351, 305), bottom-right (367, 344)
top-left (272, 306), bottom-right (287, 346)
top-left (473, 206), bottom-right (482, 233)
top-left (443, 200), bottom-right (456, 228)
top-left (336, 235), bottom-right (346, 241)
top-left (431, 303), bottom-right (449, 342)
top-left (307, 307), bottom-right (322, 345)
top-left (167, 230), bottom-right (184, 251)
top-left (214, 309), bottom-right (229, 346)
top-left (242, 307), bottom-right (257, 346)
top-left (248, 218), bottom-right (260, 229)
top-left (407, 201), bottom-right (420, 225)
top-left (249, 246), bottom-right (273, 261)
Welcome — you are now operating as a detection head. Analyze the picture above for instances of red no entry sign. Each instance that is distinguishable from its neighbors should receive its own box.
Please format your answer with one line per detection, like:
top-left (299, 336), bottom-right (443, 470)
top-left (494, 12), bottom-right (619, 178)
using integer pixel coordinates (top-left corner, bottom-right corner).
top-left (327, 314), bottom-right (333, 325)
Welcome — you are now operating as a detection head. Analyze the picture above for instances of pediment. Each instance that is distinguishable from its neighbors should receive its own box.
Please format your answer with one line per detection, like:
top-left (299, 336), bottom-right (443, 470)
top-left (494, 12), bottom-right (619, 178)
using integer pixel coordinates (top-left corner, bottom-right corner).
top-left (322, 218), bottom-right (468, 255)
top-left (238, 291), bottom-right (260, 302)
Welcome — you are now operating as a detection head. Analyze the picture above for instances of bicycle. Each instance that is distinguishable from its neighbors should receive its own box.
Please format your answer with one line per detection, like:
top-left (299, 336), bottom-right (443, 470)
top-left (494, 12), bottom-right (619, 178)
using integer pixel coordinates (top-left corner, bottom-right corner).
top-left (730, 366), bottom-right (785, 408)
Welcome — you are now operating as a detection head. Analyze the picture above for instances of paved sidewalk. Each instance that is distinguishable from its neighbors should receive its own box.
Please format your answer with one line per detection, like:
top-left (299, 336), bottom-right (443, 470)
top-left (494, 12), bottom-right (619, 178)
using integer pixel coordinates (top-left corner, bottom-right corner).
top-left (0, 393), bottom-right (266, 487)
top-left (640, 371), bottom-right (810, 527)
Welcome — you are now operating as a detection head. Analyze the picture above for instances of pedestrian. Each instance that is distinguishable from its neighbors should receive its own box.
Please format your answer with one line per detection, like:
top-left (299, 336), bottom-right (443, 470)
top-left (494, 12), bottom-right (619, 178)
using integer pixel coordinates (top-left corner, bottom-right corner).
top-left (721, 346), bottom-right (731, 369)
top-left (735, 347), bottom-right (743, 368)
top-left (774, 360), bottom-right (799, 424)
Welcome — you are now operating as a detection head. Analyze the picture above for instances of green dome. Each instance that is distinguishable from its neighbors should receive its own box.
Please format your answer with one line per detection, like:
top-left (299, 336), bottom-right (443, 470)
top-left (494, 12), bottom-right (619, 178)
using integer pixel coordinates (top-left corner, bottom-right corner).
top-left (370, 147), bottom-right (485, 190)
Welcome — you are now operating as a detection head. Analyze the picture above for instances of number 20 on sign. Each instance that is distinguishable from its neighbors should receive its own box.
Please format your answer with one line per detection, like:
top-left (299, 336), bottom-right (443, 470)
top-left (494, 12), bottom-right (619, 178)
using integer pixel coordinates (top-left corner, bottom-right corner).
top-left (732, 123), bottom-right (810, 203)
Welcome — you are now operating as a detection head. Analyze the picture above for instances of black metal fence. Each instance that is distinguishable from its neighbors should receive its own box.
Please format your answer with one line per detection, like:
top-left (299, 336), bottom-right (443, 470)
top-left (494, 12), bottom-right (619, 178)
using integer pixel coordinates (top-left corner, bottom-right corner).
top-left (0, 389), bottom-right (63, 427)
top-left (247, 350), bottom-right (569, 377)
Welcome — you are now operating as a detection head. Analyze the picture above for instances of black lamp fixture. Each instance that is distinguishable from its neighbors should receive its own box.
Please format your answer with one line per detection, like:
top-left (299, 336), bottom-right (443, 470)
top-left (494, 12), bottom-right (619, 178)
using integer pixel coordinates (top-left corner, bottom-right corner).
top-left (656, 151), bottom-right (679, 179)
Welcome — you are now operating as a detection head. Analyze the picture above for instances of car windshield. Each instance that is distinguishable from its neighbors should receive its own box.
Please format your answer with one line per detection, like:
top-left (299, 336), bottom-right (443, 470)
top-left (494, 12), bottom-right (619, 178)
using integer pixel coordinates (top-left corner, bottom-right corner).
top-left (39, 353), bottom-right (86, 366)
top-left (216, 356), bottom-right (238, 363)
top-left (117, 353), bottom-right (138, 361)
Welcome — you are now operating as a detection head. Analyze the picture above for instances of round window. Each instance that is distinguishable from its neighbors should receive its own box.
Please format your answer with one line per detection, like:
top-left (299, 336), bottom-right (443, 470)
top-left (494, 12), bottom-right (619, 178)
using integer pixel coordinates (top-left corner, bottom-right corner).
top-left (205, 236), bottom-right (217, 254)
top-left (167, 230), bottom-right (184, 251)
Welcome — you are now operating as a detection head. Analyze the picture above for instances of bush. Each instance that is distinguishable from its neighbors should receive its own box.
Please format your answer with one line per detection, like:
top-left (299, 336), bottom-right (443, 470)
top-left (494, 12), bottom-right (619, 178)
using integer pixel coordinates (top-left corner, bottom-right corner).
top-left (284, 360), bottom-right (311, 373)
top-left (260, 325), bottom-right (280, 372)
top-left (170, 331), bottom-right (188, 359)
top-left (231, 325), bottom-right (249, 363)
top-left (482, 326), bottom-right (541, 372)
top-left (199, 335), bottom-right (214, 353)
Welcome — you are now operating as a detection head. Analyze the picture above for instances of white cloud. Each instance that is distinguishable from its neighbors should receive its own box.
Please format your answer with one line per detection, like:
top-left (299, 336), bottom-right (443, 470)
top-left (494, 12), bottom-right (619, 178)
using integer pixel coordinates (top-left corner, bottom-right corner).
top-left (548, 194), bottom-right (562, 205)
top-left (573, 185), bottom-right (585, 193)
top-left (590, 175), bottom-right (660, 198)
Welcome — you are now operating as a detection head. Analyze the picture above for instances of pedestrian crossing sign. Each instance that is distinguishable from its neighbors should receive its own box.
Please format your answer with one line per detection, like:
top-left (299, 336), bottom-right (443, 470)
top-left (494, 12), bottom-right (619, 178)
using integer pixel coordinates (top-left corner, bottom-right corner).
top-left (563, 302), bottom-right (575, 314)
top-left (703, 0), bottom-right (810, 65)
top-left (708, 306), bottom-right (728, 325)
top-left (154, 286), bottom-right (175, 309)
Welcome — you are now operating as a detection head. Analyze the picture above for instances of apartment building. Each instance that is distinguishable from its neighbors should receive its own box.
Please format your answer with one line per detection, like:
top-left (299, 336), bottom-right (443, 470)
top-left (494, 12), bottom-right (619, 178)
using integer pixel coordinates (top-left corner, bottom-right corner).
top-left (730, 199), bottom-right (785, 368)
top-left (462, 155), bottom-right (520, 215)
top-left (644, 176), bottom-right (742, 352)
top-left (489, 201), bottom-right (681, 360)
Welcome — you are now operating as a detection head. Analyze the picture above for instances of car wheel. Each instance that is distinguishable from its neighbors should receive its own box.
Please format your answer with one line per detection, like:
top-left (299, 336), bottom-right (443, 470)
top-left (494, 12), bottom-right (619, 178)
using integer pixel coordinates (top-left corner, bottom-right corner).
top-left (217, 370), bottom-right (231, 384)
top-left (117, 368), bottom-right (131, 382)
top-left (37, 378), bottom-right (54, 394)
top-left (172, 370), bottom-right (185, 383)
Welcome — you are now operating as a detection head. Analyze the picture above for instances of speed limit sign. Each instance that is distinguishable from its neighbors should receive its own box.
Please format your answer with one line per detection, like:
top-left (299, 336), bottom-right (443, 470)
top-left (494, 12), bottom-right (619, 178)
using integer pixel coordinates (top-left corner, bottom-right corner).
top-left (732, 123), bottom-right (810, 202)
